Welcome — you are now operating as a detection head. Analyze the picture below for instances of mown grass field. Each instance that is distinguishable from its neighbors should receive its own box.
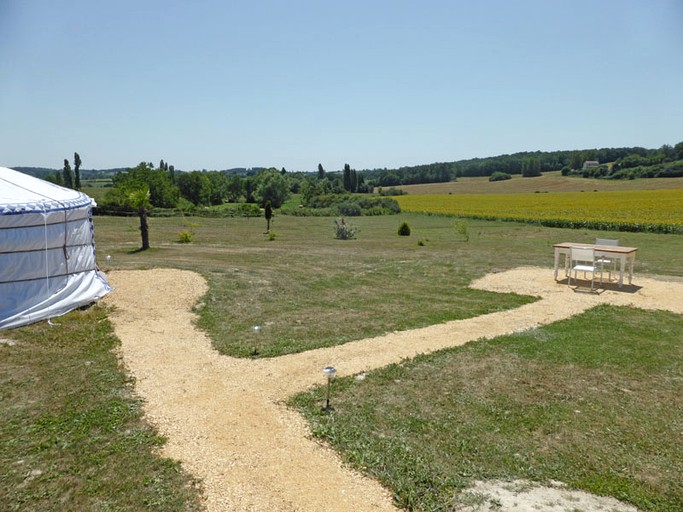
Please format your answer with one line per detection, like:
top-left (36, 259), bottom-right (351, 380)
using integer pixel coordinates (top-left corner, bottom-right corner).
top-left (393, 171), bottom-right (683, 195)
top-left (396, 188), bottom-right (683, 234)
top-left (293, 305), bottom-right (683, 511)
top-left (3, 183), bottom-right (683, 510)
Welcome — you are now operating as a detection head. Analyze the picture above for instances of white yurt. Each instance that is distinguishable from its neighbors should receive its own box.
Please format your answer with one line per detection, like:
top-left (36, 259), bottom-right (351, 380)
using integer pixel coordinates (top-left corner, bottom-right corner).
top-left (0, 166), bottom-right (111, 330)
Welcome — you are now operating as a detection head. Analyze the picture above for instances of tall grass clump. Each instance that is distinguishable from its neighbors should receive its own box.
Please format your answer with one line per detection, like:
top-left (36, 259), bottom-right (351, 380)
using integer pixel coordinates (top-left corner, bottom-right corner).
top-left (333, 218), bottom-right (358, 240)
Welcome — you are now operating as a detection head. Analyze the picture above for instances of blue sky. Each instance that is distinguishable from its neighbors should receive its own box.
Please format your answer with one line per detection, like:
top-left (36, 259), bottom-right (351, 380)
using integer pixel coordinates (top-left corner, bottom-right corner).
top-left (1, 0), bottom-right (681, 172)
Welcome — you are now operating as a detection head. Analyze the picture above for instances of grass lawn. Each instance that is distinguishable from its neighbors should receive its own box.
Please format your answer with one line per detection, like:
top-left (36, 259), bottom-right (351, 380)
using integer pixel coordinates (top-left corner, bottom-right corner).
top-left (0, 307), bottom-right (203, 511)
top-left (292, 305), bottom-right (683, 511)
top-left (93, 213), bottom-right (683, 357)
top-left (3, 211), bottom-right (682, 510)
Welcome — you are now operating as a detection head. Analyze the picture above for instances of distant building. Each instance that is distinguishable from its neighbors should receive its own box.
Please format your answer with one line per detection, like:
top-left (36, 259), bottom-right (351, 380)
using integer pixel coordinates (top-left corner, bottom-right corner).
top-left (582, 160), bottom-right (599, 170)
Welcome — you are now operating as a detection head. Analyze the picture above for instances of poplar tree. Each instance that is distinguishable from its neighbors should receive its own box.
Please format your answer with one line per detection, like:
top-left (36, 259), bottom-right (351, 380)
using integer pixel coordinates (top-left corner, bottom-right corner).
top-left (63, 159), bottom-right (74, 189)
top-left (74, 152), bottom-right (82, 190)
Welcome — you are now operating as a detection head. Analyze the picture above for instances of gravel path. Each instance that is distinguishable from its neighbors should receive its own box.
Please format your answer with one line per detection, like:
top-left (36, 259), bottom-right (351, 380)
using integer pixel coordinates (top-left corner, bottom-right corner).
top-left (104, 267), bottom-right (683, 511)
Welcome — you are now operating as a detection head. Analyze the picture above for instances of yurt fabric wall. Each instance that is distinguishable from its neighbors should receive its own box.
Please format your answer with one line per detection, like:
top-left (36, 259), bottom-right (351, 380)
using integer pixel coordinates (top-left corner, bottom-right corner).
top-left (0, 167), bottom-right (111, 330)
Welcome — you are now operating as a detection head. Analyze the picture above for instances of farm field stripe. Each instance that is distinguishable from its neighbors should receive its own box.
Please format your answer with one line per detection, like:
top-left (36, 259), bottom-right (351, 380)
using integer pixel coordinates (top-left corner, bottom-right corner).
top-left (396, 189), bottom-right (683, 233)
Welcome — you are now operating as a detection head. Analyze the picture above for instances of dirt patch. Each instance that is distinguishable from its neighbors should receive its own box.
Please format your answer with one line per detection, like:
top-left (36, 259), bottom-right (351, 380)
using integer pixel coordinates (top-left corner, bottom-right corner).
top-left (454, 479), bottom-right (639, 511)
top-left (104, 267), bottom-right (683, 511)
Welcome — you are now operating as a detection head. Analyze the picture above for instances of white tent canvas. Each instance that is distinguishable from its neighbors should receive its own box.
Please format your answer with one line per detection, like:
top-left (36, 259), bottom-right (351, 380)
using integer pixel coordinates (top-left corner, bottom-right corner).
top-left (0, 166), bottom-right (111, 330)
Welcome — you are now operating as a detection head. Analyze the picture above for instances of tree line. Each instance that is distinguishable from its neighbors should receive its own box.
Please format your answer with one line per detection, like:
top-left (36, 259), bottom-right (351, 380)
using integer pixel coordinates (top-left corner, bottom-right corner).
top-left (362, 142), bottom-right (683, 185)
top-left (98, 161), bottom-right (375, 213)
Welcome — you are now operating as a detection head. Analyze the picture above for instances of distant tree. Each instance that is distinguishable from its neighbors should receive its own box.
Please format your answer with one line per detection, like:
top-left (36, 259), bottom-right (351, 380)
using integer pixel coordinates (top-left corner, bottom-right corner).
top-left (377, 171), bottom-right (401, 187)
top-left (343, 163), bottom-right (352, 191)
top-left (226, 175), bottom-right (245, 202)
top-left (281, 167), bottom-right (287, 175)
top-left (45, 171), bottom-right (64, 186)
top-left (112, 162), bottom-right (179, 208)
top-left (521, 157), bottom-right (542, 177)
top-left (244, 177), bottom-right (256, 203)
top-left (570, 152), bottom-right (583, 170)
top-left (317, 163), bottom-right (326, 180)
top-left (169, 164), bottom-right (175, 184)
top-left (63, 159), bottom-right (74, 189)
top-left (128, 187), bottom-right (151, 250)
top-left (176, 171), bottom-right (211, 206)
top-left (331, 177), bottom-right (345, 193)
top-left (255, 168), bottom-right (290, 208)
top-left (264, 200), bottom-right (273, 232)
top-left (206, 171), bottom-right (229, 205)
top-left (159, 159), bottom-right (165, 171)
top-left (674, 141), bottom-right (683, 160)
top-left (74, 152), bottom-right (82, 190)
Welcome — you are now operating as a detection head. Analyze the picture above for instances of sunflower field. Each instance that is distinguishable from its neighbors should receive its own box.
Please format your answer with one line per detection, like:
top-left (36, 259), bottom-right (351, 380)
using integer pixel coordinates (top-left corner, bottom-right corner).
top-left (396, 189), bottom-right (683, 234)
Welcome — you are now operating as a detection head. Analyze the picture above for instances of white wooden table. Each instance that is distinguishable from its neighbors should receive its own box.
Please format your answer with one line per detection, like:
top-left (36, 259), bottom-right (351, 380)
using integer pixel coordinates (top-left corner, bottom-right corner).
top-left (553, 242), bottom-right (638, 288)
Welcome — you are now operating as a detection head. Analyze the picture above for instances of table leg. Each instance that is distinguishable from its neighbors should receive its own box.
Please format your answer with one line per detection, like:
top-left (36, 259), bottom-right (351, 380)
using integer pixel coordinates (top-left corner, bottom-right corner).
top-left (554, 249), bottom-right (560, 280)
top-left (618, 256), bottom-right (625, 288)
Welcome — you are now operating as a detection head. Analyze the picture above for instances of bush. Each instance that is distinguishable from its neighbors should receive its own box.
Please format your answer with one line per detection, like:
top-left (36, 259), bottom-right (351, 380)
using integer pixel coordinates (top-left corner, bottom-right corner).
top-left (398, 222), bottom-right (411, 236)
top-left (453, 219), bottom-right (469, 242)
top-left (335, 202), bottom-right (362, 216)
top-left (333, 218), bottom-right (358, 240)
top-left (489, 171), bottom-right (512, 182)
top-left (302, 193), bottom-right (401, 216)
top-left (177, 229), bottom-right (193, 243)
top-left (378, 187), bottom-right (408, 196)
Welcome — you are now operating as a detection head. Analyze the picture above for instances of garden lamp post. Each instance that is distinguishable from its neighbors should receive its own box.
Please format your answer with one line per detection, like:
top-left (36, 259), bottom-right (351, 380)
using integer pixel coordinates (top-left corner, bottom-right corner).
top-left (322, 366), bottom-right (337, 412)
top-left (251, 325), bottom-right (261, 356)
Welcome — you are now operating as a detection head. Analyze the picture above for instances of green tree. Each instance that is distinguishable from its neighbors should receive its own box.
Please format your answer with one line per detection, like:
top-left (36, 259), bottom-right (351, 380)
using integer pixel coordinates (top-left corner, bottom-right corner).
top-left (521, 157), bottom-right (541, 177)
top-left (255, 169), bottom-right (290, 208)
top-left (46, 171), bottom-right (64, 186)
top-left (63, 159), bottom-right (74, 189)
top-left (317, 163), bottom-right (326, 180)
top-left (112, 162), bottom-right (179, 208)
top-left (570, 152), bottom-right (583, 170)
top-left (226, 175), bottom-right (245, 202)
top-left (343, 163), bottom-right (352, 191)
top-left (176, 171), bottom-right (211, 206)
top-left (206, 171), bottom-right (229, 205)
top-left (74, 152), bottom-right (82, 190)
top-left (264, 200), bottom-right (273, 232)
top-left (244, 177), bottom-right (256, 203)
top-left (128, 187), bottom-right (151, 250)
top-left (674, 141), bottom-right (683, 160)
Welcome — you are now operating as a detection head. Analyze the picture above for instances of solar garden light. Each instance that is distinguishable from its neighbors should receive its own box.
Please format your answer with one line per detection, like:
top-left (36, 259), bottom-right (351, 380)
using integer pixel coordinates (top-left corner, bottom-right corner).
top-left (251, 325), bottom-right (261, 356)
top-left (322, 366), bottom-right (337, 412)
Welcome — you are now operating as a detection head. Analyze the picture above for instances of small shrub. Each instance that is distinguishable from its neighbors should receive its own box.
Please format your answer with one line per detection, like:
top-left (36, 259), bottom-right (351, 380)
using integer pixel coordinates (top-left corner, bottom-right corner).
top-left (398, 222), bottom-right (411, 236)
top-left (177, 229), bottom-right (193, 243)
top-left (417, 240), bottom-right (425, 246)
top-left (266, 231), bottom-right (277, 241)
top-left (333, 218), bottom-right (358, 240)
top-left (489, 171), bottom-right (512, 182)
top-left (453, 219), bottom-right (469, 242)
top-left (378, 187), bottom-right (407, 196)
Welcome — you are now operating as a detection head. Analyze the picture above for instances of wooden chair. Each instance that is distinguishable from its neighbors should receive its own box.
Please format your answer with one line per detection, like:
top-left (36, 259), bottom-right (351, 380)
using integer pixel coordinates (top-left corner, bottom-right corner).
top-left (568, 246), bottom-right (603, 291)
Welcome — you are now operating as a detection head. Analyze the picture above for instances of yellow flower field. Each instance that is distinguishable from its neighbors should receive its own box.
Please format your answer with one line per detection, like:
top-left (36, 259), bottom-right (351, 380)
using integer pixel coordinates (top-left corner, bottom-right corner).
top-left (396, 189), bottom-right (683, 233)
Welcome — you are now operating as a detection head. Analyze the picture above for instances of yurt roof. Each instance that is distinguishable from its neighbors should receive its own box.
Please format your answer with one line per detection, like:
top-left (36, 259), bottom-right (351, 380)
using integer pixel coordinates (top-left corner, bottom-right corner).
top-left (0, 166), bottom-right (94, 213)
